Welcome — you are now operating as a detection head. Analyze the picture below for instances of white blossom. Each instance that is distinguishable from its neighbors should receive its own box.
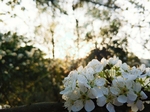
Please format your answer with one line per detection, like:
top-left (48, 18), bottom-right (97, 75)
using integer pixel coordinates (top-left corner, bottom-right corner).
top-left (60, 70), bottom-right (78, 94)
top-left (145, 68), bottom-right (150, 76)
top-left (101, 58), bottom-right (108, 67)
top-left (120, 63), bottom-right (129, 71)
top-left (108, 56), bottom-right (119, 65)
top-left (60, 57), bottom-right (149, 112)
top-left (139, 64), bottom-right (146, 72)
top-left (94, 77), bottom-right (105, 86)
top-left (122, 67), bottom-right (142, 80)
top-left (87, 59), bottom-right (103, 73)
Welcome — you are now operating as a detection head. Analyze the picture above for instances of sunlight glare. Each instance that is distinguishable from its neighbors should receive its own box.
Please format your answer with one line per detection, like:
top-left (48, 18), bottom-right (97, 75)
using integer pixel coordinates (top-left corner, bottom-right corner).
top-left (0, 0), bottom-right (150, 59)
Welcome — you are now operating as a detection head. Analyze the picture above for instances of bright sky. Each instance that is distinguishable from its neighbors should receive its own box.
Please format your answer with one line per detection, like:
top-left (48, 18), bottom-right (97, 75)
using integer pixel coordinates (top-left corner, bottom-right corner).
top-left (0, 0), bottom-right (150, 59)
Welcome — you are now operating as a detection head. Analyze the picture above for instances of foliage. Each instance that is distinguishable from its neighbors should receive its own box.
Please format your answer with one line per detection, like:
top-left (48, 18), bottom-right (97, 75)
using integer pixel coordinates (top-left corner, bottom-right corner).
top-left (84, 18), bottom-right (140, 66)
top-left (0, 32), bottom-right (68, 106)
top-left (85, 42), bottom-right (141, 67)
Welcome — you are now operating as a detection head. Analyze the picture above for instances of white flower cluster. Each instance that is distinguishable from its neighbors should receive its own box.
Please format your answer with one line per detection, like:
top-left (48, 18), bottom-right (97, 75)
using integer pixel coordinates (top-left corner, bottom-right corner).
top-left (60, 57), bottom-right (150, 112)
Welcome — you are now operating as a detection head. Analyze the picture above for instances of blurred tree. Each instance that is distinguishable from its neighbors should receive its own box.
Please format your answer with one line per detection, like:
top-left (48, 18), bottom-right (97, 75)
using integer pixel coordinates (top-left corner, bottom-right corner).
top-left (85, 18), bottom-right (141, 66)
top-left (1, 0), bottom-right (150, 59)
top-left (0, 32), bottom-right (45, 106)
top-left (85, 43), bottom-right (141, 67)
top-left (0, 32), bottom-right (67, 106)
top-left (78, 0), bottom-right (150, 58)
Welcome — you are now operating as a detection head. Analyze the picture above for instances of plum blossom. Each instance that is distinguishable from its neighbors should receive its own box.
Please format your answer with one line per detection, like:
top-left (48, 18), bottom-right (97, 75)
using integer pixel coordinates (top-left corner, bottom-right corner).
top-left (60, 57), bottom-right (149, 112)
top-left (60, 70), bottom-right (78, 94)
top-left (144, 67), bottom-right (150, 76)
top-left (108, 56), bottom-right (119, 65)
top-left (122, 66), bottom-right (143, 80)
top-left (97, 87), bottom-right (117, 112)
top-left (101, 58), bottom-right (108, 67)
top-left (87, 59), bottom-right (103, 73)
top-left (62, 83), bottom-right (96, 112)
top-left (120, 63), bottom-right (130, 71)
top-left (127, 82), bottom-right (147, 112)
top-left (111, 77), bottom-right (137, 103)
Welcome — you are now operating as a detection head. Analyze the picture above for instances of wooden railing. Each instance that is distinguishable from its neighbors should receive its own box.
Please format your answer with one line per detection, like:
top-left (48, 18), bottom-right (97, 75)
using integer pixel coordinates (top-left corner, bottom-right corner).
top-left (1, 92), bottom-right (150, 112)
top-left (0, 102), bottom-right (150, 112)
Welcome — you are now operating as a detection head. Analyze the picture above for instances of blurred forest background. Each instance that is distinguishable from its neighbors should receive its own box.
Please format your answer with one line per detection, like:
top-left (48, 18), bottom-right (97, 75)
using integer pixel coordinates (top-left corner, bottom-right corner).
top-left (0, 0), bottom-right (150, 107)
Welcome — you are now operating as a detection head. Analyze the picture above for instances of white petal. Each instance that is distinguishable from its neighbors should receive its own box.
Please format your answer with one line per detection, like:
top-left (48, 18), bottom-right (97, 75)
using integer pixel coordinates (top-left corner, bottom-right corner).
top-left (133, 82), bottom-right (141, 92)
top-left (77, 75), bottom-right (87, 84)
top-left (115, 60), bottom-right (122, 67)
top-left (95, 64), bottom-right (103, 73)
top-left (97, 96), bottom-right (106, 107)
top-left (101, 87), bottom-right (109, 95)
top-left (127, 99), bottom-right (134, 104)
top-left (101, 58), bottom-right (108, 67)
top-left (90, 88), bottom-right (97, 97)
top-left (110, 87), bottom-right (120, 95)
top-left (146, 68), bottom-right (150, 76)
top-left (127, 91), bottom-right (137, 101)
top-left (72, 79), bottom-right (76, 91)
top-left (70, 89), bottom-right (81, 100)
top-left (121, 63), bottom-right (129, 71)
top-left (84, 100), bottom-right (95, 112)
top-left (86, 67), bottom-right (94, 74)
top-left (125, 80), bottom-right (133, 89)
top-left (94, 78), bottom-right (105, 86)
top-left (106, 103), bottom-right (115, 112)
top-left (71, 100), bottom-right (83, 112)
top-left (87, 59), bottom-right (100, 67)
top-left (113, 98), bottom-right (123, 106)
top-left (60, 87), bottom-right (71, 94)
top-left (77, 66), bottom-right (84, 73)
top-left (64, 100), bottom-right (72, 112)
top-left (85, 67), bottom-right (94, 80)
top-left (117, 95), bottom-right (127, 103)
top-left (78, 83), bottom-right (87, 93)
top-left (136, 100), bottom-right (144, 111)
top-left (140, 91), bottom-right (148, 99)
top-left (139, 64), bottom-right (146, 72)
top-left (77, 75), bottom-right (90, 88)
top-left (87, 89), bottom-right (95, 99)
top-left (91, 87), bottom-right (103, 98)
top-left (131, 104), bottom-right (138, 112)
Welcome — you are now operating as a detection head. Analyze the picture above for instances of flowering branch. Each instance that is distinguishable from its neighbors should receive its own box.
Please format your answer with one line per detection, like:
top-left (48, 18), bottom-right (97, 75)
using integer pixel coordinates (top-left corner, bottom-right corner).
top-left (60, 57), bottom-right (150, 112)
